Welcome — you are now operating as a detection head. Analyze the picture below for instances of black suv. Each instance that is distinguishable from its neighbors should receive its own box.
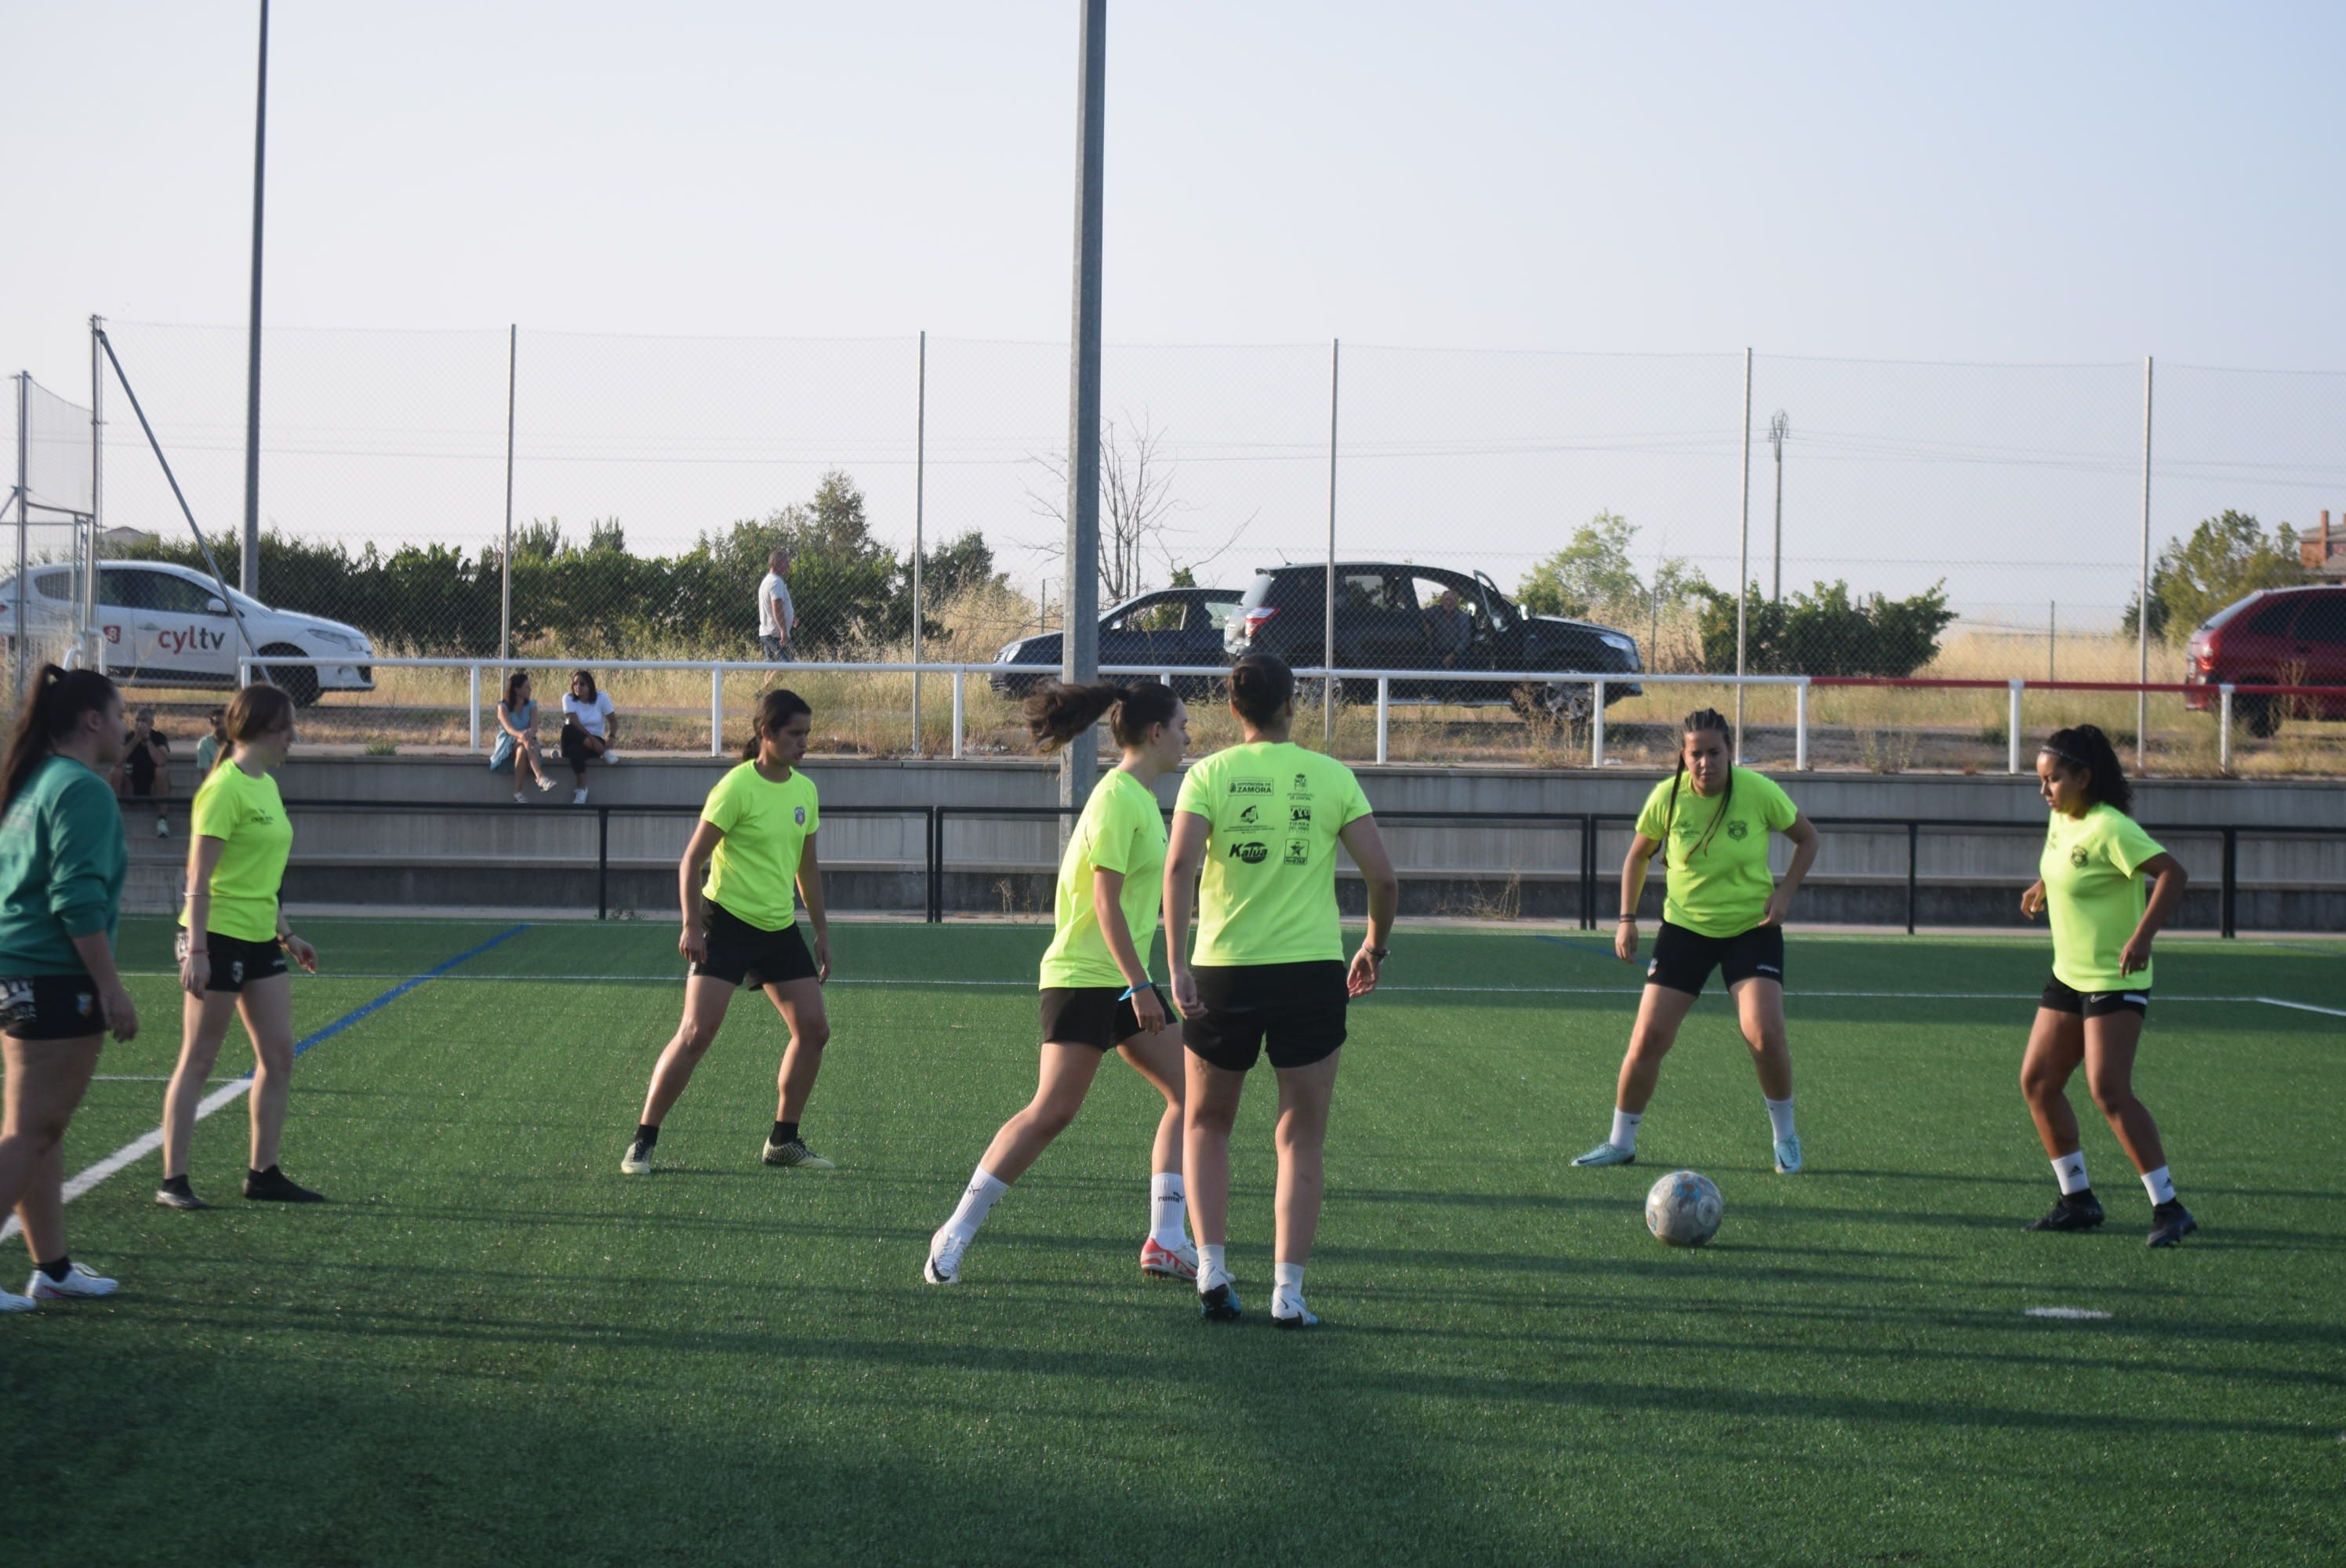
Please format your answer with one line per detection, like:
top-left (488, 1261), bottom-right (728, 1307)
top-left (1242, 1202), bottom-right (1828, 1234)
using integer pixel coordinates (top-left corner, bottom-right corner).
top-left (1223, 562), bottom-right (1642, 724)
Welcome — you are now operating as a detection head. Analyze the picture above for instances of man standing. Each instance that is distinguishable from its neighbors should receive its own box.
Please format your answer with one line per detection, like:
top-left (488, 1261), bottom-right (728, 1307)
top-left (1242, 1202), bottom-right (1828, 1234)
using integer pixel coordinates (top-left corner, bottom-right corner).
top-left (758, 550), bottom-right (797, 662)
top-left (1422, 588), bottom-right (1473, 669)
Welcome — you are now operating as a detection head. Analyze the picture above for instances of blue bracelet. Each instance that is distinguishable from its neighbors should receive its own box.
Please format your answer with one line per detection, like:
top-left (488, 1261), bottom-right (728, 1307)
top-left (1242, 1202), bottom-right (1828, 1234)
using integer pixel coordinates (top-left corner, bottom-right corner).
top-left (1118, 981), bottom-right (1156, 1001)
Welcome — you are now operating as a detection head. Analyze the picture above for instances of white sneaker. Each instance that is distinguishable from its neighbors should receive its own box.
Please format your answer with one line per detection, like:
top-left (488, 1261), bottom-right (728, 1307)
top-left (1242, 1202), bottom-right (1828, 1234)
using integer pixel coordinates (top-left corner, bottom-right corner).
top-left (601, 749), bottom-right (619, 764)
top-left (155, 817), bottom-right (170, 838)
top-left (535, 775), bottom-right (559, 793)
top-left (0, 1286), bottom-right (35, 1313)
top-left (27, 1262), bottom-right (118, 1300)
top-left (514, 792), bottom-right (529, 804)
top-left (571, 789), bottom-right (589, 805)
top-left (925, 1228), bottom-right (971, 1285)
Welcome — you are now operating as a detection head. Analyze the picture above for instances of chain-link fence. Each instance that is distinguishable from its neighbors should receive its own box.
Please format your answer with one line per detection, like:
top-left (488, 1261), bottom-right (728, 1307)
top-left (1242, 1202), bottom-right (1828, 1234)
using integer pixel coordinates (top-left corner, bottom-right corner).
top-left (57, 322), bottom-right (2346, 775)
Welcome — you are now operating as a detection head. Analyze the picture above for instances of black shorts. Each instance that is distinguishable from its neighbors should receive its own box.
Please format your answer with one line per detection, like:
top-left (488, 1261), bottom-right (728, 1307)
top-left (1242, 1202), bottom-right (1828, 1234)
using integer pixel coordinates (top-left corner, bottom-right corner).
top-left (1182, 961), bottom-right (1347, 1073)
top-left (691, 902), bottom-right (819, 989)
top-left (2040, 975), bottom-right (2149, 1018)
top-left (560, 727), bottom-right (604, 768)
top-left (1039, 986), bottom-right (1148, 1051)
top-left (175, 929), bottom-right (289, 994)
top-left (128, 750), bottom-right (162, 795)
top-left (1646, 920), bottom-right (1785, 998)
top-left (0, 974), bottom-right (104, 1040)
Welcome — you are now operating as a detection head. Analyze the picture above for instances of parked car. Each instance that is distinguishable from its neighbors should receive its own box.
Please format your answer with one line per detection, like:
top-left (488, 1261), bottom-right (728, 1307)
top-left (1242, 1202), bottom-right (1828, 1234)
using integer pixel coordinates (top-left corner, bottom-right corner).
top-left (1222, 562), bottom-right (1641, 726)
top-left (2182, 584), bottom-right (2346, 735)
top-left (990, 587), bottom-right (1244, 699)
top-left (0, 560), bottom-right (376, 706)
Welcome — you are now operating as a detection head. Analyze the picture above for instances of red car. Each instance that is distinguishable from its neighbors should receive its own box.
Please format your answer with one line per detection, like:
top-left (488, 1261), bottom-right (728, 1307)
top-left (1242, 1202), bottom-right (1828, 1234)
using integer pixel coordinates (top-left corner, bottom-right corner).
top-left (2182, 585), bottom-right (2346, 735)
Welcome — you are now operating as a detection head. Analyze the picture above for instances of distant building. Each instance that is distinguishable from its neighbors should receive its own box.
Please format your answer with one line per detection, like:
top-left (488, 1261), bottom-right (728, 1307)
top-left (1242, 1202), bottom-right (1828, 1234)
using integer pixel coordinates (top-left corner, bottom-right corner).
top-left (2303, 512), bottom-right (2346, 579)
top-left (100, 525), bottom-right (157, 550)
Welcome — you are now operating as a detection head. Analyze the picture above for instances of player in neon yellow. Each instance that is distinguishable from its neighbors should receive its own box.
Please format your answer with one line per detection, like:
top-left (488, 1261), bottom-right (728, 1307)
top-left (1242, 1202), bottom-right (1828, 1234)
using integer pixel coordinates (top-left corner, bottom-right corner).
top-left (2018, 723), bottom-right (2195, 1246)
top-left (1164, 654), bottom-right (1398, 1329)
top-left (623, 688), bottom-right (833, 1175)
top-left (924, 681), bottom-right (1196, 1287)
top-left (159, 683), bottom-right (323, 1209)
top-left (1573, 707), bottom-right (1821, 1174)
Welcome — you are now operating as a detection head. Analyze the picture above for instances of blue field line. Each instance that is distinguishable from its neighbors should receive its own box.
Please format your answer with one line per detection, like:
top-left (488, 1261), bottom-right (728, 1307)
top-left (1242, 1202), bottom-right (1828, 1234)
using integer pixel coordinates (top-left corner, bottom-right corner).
top-left (285, 924), bottom-right (532, 1063)
top-left (1534, 931), bottom-right (1623, 961)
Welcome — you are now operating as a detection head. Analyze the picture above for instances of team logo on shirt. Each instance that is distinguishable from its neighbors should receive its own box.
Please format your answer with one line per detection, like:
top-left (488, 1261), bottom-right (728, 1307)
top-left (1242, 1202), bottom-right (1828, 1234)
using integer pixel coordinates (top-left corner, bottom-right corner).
top-left (794, 806), bottom-right (807, 826)
top-left (1236, 804), bottom-right (1262, 826)
top-left (1229, 841), bottom-right (1269, 863)
top-left (1289, 773), bottom-right (1313, 799)
top-left (1283, 838), bottom-right (1310, 866)
top-left (2069, 848), bottom-right (2090, 868)
top-left (1230, 779), bottom-right (1273, 796)
top-left (1289, 805), bottom-right (1313, 826)
top-left (1726, 819), bottom-right (1749, 841)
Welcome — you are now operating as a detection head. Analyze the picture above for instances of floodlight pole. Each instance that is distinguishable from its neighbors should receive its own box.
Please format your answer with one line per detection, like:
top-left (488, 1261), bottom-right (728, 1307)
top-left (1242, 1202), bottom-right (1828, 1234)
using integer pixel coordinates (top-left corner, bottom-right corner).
top-left (2137, 354), bottom-right (2153, 774)
top-left (1059, 0), bottom-right (1107, 837)
top-left (88, 315), bottom-right (104, 669)
top-left (239, 0), bottom-right (270, 599)
top-left (912, 329), bottom-right (927, 755)
top-left (12, 373), bottom-right (26, 692)
top-left (500, 324), bottom-right (516, 670)
top-left (1324, 337), bottom-right (1339, 745)
top-left (1734, 348), bottom-right (1752, 758)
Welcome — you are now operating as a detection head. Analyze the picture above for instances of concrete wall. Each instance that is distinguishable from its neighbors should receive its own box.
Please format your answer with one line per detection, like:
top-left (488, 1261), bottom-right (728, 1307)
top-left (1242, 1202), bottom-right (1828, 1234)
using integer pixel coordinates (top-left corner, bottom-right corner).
top-left (122, 753), bottom-right (2345, 929)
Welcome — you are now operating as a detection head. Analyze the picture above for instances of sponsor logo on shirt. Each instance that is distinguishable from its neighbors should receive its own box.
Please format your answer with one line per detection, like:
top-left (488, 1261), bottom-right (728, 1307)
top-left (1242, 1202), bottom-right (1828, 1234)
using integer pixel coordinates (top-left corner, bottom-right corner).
top-left (1726, 819), bottom-right (1749, 840)
top-left (1229, 779), bottom-right (1273, 796)
top-left (1283, 838), bottom-right (1310, 866)
top-left (2070, 848), bottom-right (2090, 868)
top-left (1289, 805), bottom-right (1313, 826)
top-left (1236, 804), bottom-right (1261, 826)
top-left (1229, 841), bottom-right (1269, 863)
top-left (794, 805), bottom-right (807, 826)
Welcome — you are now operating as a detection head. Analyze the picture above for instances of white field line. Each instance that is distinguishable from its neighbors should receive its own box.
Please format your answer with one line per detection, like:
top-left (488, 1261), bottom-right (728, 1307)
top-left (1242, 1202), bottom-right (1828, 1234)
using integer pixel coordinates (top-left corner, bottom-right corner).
top-left (0, 1075), bottom-right (251, 1244)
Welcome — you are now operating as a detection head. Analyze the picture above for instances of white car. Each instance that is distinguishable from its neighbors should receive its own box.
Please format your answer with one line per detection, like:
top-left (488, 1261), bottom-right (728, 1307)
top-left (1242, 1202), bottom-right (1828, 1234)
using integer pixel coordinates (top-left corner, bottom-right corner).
top-left (0, 560), bottom-right (375, 706)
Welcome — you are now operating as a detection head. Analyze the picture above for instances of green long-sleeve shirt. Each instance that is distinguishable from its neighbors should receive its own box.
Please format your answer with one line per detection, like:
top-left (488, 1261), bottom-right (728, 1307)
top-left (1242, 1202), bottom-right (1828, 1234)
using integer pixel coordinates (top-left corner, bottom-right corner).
top-left (0, 756), bottom-right (128, 975)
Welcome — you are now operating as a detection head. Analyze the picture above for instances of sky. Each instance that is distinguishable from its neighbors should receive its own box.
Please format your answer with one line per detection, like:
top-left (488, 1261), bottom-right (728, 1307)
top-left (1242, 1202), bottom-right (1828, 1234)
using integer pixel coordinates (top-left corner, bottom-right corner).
top-left (8, 1), bottom-right (2345, 630)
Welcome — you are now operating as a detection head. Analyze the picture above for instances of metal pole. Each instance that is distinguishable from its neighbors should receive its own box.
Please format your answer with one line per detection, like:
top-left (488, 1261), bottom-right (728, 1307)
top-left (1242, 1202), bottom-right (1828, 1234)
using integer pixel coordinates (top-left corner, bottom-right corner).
top-left (1735, 348), bottom-right (1752, 757)
top-left (1590, 680), bottom-right (1607, 769)
top-left (1793, 681), bottom-right (1809, 771)
top-left (240, 0), bottom-right (269, 599)
top-left (2218, 684), bottom-right (2233, 774)
top-left (912, 329), bottom-right (927, 755)
top-left (467, 663), bottom-right (481, 754)
top-left (1058, 0), bottom-right (1107, 837)
top-left (2007, 680), bottom-right (2023, 774)
top-left (951, 670), bottom-right (965, 760)
top-left (13, 375), bottom-right (26, 690)
top-left (2136, 354), bottom-right (2153, 775)
top-left (2048, 600), bottom-right (2056, 682)
top-left (87, 318), bottom-right (104, 669)
top-left (500, 325), bottom-right (515, 668)
top-left (1769, 409), bottom-right (1787, 604)
top-left (1374, 676), bottom-right (1388, 765)
top-left (710, 666), bottom-right (723, 757)
top-left (1324, 337), bottom-right (1339, 744)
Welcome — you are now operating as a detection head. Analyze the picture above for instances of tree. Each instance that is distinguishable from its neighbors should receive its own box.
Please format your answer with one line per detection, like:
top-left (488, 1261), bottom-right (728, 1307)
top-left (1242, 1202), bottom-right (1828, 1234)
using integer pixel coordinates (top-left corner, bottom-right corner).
top-left (1026, 411), bottom-right (1251, 603)
top-left (1518, 513), bottom-right (1647, 619)
top-left (1698, 579), bottom-right (1956, 677)
top-left (2123, 510), bottom-right (2308, 642)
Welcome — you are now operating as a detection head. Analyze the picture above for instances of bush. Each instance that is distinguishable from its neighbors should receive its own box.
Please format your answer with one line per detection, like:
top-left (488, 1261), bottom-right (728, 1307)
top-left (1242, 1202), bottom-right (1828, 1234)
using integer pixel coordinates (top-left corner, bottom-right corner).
top-left (1697, 580), bottom-right (1956, 677)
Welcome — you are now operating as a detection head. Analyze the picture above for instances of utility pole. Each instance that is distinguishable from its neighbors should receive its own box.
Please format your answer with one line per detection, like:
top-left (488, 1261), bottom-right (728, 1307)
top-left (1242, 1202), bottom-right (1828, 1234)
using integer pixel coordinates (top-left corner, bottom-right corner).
top-left (1059, 0), bottom-right (1107, 835)
top-left (1768, 409), bottom-right (1789, 604)
top-left (240, 0), bottom-right (271, 597)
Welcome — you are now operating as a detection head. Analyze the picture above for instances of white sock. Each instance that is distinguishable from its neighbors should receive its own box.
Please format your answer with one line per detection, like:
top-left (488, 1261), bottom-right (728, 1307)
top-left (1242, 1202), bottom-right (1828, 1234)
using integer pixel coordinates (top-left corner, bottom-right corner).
top-left (944, 1168), bottom-right (1009, 1239)
top-left (2052, 1152), bottom-right (2090, 1196)
top-left (1197, 1243), bottom-right (1229, 1294)
top-left (1764, 1095), bottom-right (1796, 1142)
top-left (1273, 1261), bottom-right (1306, 1317)
top-left (1609, 1108), bottom-right (1642, 1152)
top-left (2141, 1165), bottom-right (2176, 1206)
top-left (1149, 1172), bottom-right (1188, 1250)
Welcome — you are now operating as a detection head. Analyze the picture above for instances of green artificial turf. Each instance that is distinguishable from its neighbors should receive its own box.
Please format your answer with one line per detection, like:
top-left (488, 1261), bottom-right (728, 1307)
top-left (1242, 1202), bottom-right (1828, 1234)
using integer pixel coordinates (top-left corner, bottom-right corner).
top-left (5, 920), bottom-right (2342, 1566)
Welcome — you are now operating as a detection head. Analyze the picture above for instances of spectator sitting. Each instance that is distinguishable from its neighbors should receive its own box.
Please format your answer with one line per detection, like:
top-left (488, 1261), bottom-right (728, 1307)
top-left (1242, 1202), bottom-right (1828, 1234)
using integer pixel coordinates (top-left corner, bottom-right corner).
top-left (194, 707), bottom-right (228, 775)
top-left (758, 548), bottom-right (797, 661)
top-left (118, 705), bottom-right (174, 838)
top-left (489, 672), bottom-right (561, 803)
top-left (560, 669), bottom-right (619, 804)
top-left (1422, 588), bottom-right (1473, 668)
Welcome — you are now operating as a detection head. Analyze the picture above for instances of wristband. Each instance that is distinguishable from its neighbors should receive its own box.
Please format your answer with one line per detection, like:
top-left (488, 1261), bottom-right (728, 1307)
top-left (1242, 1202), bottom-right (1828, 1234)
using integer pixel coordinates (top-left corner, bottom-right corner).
top-left (1366, 946), bottom-right (1389, 961)
top-left (1118, 981), bottom-right (1156, 1000)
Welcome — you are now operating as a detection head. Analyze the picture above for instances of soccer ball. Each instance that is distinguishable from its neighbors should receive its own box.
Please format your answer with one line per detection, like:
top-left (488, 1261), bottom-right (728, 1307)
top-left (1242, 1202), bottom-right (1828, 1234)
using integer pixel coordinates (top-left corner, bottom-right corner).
top-left (1645, 1170), bottom-right (1723, 1247)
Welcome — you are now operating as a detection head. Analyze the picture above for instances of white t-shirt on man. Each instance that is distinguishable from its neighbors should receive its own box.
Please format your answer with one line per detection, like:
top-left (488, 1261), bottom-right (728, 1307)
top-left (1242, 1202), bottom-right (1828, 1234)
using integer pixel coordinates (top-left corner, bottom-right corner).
top-left (564, 691), bottom-right (616, 737)
top-left (757, 571), bottom-right (795, 640)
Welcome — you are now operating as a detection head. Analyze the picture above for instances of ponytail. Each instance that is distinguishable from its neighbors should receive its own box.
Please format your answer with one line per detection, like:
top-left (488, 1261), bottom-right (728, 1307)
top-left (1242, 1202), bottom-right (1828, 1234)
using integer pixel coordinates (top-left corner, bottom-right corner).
top-left (743, 688), bottom-right (813, 760)
top-left (2, 665), bottom-right (121, 815)
top-left (2040, 723), bottom-right (2133, 817)
top-left (1025, 680), bottom-right (1181, 754)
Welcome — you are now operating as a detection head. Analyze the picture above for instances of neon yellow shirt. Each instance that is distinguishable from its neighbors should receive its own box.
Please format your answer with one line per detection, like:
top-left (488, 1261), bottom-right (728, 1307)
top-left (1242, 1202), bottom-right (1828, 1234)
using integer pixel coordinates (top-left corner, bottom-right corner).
top-left (1038, 768), bottom-right (1167, 989)
top-left (701, 763), bottom-right (819, 932)
top-left (1633, 766), bottom-right (1799, 938)
top-left (2041, 803), bottom-right (2164, 992)
top-left (1173, 742), bottom-right (1373, 967)
top-left (182, 763), bottom-right (292, 944)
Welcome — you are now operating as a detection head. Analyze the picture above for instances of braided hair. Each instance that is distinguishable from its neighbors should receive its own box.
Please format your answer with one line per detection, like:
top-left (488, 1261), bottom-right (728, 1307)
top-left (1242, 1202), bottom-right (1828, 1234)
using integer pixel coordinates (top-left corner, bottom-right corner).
top-left (1659, 708), bottom-right (1735, 863)
top-left (2039, 723), bottom-right (2134, 818)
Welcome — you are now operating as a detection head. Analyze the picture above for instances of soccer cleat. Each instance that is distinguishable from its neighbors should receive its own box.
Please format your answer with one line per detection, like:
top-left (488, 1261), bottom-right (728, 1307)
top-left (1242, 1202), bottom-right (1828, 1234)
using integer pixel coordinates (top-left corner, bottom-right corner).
top-left (1571, 1141), bottom-right (1636, 1168)
top-left (2147, 1200), bottom-right (2197, 1248)
top-left (1272, 1305), bottom-right (1320, 1331)
top-left (1140, 1237), bottom-right (1198, 1282)
top-left (243, 1167), bottom-right (326, 1203)
top-left (2024, 1191), bottom-right (2106, 1232)
top-left (0, 1286), bottom-right (36, 1313)
top-left (27, 1262), bottom-right (118, 1301)
top-left (761, 1135), bottom-right (836, 1171)
top-left (1774, 1135), bottom-right (1803, 1174)
top-left (924, 1229), bottom-right (970, 1286)
top-left (154, 1183), bottom-right (210, 1210)
top-left (620, 1138), bottom-right (655, 1175)
top-left (1197, 1282), bottom-right (1243, 1323)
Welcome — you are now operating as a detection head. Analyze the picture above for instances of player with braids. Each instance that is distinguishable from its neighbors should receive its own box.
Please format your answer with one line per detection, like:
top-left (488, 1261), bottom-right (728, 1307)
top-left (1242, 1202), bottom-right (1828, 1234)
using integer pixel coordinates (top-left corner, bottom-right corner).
top-left (0, 667), bottom-right (136, 1312)
top-left (925, 680), bottom-right (1197, 1286)
top-left (2017, 723), bottom-right (2195, 1246)
top-left (1573, 708), bottom-right (1821, 1174)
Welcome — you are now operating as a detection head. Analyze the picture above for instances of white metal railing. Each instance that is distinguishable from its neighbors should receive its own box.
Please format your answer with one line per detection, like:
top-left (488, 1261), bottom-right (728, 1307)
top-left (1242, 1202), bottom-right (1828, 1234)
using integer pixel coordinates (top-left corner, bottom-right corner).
top-left (234, 653), bottom-right (1814, 768)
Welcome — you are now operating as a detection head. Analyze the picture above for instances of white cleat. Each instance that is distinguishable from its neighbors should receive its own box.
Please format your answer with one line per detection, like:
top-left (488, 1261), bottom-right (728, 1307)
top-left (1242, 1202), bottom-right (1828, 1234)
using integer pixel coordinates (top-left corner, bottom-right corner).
top-left (1571, 1141), bottom-right (1637, 1168)
top-left (1272, 1301), bottom-right (1320, 1331)
top-left (0, 1286), bottom-right (36, 1313)
top-left (1774, 1135), bottom-right (1803, 1174)
top-left (27, 1262), bottom-right (118, 1301)
top-left (620, 1138), bottom-right (654, 1175)
top-left (1140, 1237), bottom-right (1199, 1282)
top-left (924, 1229), bottom-right (970, 1286)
